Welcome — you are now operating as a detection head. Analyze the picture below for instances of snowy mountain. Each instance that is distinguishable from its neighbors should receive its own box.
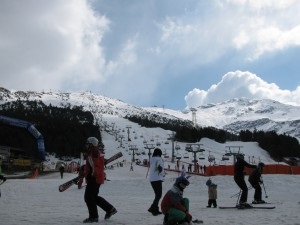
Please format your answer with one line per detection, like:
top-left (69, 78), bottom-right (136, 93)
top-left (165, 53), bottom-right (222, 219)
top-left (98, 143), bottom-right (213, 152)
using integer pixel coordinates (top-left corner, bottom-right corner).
top-left (1, 87), bottom-right (300, 140)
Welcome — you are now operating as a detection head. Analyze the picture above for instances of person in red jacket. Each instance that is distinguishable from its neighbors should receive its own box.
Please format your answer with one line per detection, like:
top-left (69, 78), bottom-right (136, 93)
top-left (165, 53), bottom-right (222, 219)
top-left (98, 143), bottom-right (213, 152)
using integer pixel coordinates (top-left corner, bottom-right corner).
top-left (161, 176), bottom-right (192, 225)
top-left (83, 137), bottom-right (117, 223)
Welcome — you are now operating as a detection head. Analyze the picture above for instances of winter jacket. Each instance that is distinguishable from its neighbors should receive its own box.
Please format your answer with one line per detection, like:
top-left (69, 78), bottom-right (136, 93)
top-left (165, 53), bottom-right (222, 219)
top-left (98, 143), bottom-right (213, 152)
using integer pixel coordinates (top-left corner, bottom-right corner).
top-left (84, 145), bottom-right (105, 185)
top-left (234, 157), bottom-right (256, 178)
top-left (149, 156), bottom-right (165, 182)
top-left (248, 167), bottom-right (262, 184)
top-left (208, 184), bottom-right (217, 200)
top-left (161, 185), bottom-right (187, 214)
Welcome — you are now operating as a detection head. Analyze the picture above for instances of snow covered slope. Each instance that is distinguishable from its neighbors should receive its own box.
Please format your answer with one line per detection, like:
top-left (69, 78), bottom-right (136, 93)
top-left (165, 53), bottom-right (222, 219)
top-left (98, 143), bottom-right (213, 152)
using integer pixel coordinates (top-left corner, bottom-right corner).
top-left (1, 88), bottom-right (300, 140)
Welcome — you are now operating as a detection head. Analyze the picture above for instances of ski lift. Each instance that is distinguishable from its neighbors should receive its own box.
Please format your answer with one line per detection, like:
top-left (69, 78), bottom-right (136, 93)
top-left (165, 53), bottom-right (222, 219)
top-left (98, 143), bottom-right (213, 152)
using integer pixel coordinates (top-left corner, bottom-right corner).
top-left (143, 140), bottom-right (147, 144)
top-left (164, 141), bottom-right (169, 144)
top-left (199, 152), bottom-right (205, 160)
top-left (176, 154), bottom-right (182, 160)
top-left (222, 155), bottom-right (230, 161)
top-left (164, 154), bottom-right (170, 158)
top-left (156, 141), bottom-right (161, 146)
top-left (183, 152), bottom-right (189, 159)
top-left (175, 145), bottom-right (181, 150)
top-left (208, 155), bottom-right (215, 162)
top-left (150, 138), bottom-right (154, 142)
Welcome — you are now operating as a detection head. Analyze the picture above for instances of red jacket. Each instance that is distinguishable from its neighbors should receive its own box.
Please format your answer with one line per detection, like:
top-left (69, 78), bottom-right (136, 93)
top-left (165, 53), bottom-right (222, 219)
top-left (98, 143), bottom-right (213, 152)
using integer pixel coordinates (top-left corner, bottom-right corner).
top-left (84, 146), bottom-right (105, 184)
top-left (161, 186), bottom-right (187, 214)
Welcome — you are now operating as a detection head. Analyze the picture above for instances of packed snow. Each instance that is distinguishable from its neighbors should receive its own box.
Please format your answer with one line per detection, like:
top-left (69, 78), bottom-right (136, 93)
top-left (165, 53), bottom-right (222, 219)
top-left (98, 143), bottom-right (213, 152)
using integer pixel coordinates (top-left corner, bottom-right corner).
top-left (1, 115), bottom-right (300, 225)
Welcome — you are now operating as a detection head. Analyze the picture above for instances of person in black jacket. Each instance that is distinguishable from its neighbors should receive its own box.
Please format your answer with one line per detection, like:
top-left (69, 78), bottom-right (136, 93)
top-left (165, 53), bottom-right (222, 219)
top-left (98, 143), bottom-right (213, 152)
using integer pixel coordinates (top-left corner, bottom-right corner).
top-left (0, 174), bottom-right (6, 182)
top-left (248, 162), bottom-right (265, 204)
top-left (234, 154), bottom-right (256, 207)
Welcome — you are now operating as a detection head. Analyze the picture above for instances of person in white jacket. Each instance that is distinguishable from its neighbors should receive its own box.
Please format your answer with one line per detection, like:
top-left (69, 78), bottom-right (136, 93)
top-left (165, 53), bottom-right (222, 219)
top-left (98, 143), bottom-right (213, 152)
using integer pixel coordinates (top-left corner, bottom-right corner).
top-left (148, 148), bottom-right (165, 216)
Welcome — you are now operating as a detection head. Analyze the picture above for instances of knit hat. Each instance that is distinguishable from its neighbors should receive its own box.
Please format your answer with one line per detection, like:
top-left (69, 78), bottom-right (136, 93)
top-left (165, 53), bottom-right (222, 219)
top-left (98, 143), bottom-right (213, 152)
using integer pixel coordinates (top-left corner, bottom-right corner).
top-left (86, 137), bottom-right (99, 147)
top-left (175, 176), bottom-right (190, 186)
top-left (206, 179), bottom-right (212, 186)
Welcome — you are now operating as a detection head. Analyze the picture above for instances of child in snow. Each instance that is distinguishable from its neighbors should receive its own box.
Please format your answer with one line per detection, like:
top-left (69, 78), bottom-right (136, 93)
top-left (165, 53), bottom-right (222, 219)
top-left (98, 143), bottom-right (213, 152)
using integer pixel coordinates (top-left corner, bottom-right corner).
top-left (161, 176), bottom-right (193, 225)
top-left (248, 162), bottom-right (266, 204)
top-left (206, 178), bottom-right (217, 208)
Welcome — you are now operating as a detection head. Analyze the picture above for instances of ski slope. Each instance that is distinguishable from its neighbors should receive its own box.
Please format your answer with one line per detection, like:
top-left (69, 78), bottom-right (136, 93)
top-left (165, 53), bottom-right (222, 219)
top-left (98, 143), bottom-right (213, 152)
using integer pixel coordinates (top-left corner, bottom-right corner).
top-left (1, 115), bottom-right (299, 225)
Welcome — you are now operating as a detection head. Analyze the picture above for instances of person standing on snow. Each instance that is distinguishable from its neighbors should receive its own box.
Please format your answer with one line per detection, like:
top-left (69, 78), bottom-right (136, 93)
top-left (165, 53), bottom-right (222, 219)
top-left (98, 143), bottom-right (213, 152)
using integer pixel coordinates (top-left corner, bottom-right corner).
top-left (161, 176), bottom-right (193, 225)
top-left (148, 148), bottom-right (165, 216)
top-left (59, 165), bottom-right (65, 179)
top-left (83, 137), bottom-right (117, 223)
top-left (234, 154), bottom-right (256, 208)
top-left (248, 162), bottom-right (266, 204)
top-left (206, 178), bottom-right (217, 208)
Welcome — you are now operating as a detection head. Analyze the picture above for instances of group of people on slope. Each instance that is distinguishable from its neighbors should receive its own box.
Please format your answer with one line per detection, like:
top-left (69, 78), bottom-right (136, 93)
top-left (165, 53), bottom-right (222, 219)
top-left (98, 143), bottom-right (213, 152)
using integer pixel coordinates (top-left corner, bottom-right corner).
top-left (148, 148), bottom-right (266, 225)
top-left (66, 136), bottom-right (265, 224)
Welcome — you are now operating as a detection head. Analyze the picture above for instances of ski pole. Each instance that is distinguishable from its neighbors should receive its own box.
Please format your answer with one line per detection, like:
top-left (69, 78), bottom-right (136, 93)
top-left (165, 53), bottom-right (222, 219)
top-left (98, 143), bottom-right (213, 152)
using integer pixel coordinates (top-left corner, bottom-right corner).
top-left (262, 182), bottom-right (268, 198)
top-left (236, 190), bottom-right (241, 205)
top-left (231, 186), bottom-right (253, 198)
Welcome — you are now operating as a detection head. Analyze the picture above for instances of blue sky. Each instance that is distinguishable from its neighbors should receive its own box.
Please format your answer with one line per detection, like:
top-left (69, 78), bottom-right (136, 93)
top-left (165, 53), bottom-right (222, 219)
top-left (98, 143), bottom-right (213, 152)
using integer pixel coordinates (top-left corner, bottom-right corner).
top-left (1, 0), bottom-right (300, 109)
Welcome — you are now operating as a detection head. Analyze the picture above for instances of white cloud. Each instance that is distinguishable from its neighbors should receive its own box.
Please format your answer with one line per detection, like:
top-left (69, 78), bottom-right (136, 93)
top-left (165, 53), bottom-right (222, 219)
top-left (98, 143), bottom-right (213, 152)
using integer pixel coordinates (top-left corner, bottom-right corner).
top-left (184, 71), bottom-right (300, 107)
top-left (0, 0), bottom-right (109, 91)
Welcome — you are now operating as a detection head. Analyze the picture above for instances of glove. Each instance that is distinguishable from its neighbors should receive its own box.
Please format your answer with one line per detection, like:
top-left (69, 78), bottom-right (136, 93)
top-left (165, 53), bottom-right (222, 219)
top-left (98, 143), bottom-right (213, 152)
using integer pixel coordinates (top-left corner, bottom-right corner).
top-left (185, 212), bottom-right (192, 222)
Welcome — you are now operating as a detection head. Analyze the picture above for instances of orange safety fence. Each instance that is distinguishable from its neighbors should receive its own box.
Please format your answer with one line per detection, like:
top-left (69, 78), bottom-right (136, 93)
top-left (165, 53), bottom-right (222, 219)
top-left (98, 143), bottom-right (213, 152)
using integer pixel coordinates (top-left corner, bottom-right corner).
top-left (205, 164), bottom-right (300, 176)
top-left (30, 168), bottom-right (39, 179)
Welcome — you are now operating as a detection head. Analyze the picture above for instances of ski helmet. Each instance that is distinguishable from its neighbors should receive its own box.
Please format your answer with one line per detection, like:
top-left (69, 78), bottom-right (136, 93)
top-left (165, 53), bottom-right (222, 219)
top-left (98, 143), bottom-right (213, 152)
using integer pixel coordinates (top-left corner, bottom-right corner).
top-left (86, 137), bottom-right (99, 147)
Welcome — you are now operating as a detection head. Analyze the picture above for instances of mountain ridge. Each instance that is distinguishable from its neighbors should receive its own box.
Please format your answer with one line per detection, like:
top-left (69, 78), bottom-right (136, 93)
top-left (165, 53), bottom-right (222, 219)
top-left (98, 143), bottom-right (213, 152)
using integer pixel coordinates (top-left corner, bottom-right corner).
top-left (1, 87), bottom-right (299, 140)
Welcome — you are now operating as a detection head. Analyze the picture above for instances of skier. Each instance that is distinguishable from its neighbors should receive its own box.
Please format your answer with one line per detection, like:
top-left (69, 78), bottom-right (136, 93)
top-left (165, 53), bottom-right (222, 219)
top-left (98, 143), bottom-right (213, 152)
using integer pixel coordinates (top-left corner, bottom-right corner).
top-left (206, 178), bottom-right (217, 208)
top-left (234, 154), bottom-right (257, 208)
top-left (248, 162), bottom-right (266, 204)
top-left (148, 148), bottom-right (165, 216)
top-left (59, 165), bottom-right (65, 179)
top-left (161, 176), bottom-right (193, 225)
top-left (83, 137), bottom-right (117, 223)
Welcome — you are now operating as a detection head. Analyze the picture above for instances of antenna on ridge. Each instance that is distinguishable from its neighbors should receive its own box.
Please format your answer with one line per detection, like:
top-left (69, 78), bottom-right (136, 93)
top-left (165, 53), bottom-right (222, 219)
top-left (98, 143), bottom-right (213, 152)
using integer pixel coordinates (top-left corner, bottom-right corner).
top-left (190, 108), bottom-right (197, 127)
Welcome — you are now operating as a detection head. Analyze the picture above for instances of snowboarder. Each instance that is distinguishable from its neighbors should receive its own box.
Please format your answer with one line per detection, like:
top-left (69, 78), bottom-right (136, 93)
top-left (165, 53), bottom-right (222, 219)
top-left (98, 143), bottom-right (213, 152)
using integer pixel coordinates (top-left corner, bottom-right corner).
top-left (248, 162), bottom-right (266, 204)
top-left (161, 176), bottom-right (193, 225)
top-left (206, 178), bottom-right (217, 208)
top-left (234, 154), bottom-right (257, 208)
top-left (148, 148), bottom-right (165, 216)
top-left (83, 137), bottom-right (117, 223)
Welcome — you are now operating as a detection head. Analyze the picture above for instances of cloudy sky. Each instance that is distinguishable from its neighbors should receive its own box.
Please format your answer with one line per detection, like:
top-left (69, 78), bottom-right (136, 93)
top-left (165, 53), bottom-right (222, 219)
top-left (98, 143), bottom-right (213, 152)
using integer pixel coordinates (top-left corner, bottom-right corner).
top-left (1, 0), bottom-right (300, 109)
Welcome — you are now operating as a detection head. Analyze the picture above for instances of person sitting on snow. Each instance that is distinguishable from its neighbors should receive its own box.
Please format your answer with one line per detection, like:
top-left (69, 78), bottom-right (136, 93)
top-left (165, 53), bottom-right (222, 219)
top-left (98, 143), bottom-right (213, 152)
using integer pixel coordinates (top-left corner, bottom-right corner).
top-left (161, 176), bottom-right (192, 225)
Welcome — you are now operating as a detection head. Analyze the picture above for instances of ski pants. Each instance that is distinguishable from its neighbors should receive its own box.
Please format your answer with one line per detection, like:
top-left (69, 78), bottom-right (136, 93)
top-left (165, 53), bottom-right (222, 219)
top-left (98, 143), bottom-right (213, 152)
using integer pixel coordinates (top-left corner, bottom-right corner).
top-left (208, 199), bottom-right (217, 207)
top-left (166, 198), bottom-right (189, 224)
top-left (234, 175), bottom-right (248, 203)
top-left (84, 177), bottom-right (114, 219)
top-left (150, 180), bottom-right (162, 210)
top-left (249, 181), bottom-right (262, 201)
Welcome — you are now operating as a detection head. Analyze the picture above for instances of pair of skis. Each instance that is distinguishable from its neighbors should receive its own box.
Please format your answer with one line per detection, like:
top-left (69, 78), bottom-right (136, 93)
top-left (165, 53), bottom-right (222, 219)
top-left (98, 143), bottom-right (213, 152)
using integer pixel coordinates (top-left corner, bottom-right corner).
top-left (58, 152), bottom-right (123, 192)
top-left (219, 204), bottom-right (275, 209)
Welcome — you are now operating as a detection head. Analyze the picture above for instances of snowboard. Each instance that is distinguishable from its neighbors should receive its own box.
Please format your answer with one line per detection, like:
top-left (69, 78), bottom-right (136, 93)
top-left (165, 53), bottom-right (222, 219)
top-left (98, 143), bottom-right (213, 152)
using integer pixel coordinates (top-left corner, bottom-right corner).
top-left (58, 152), bottom-right (123, 192)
